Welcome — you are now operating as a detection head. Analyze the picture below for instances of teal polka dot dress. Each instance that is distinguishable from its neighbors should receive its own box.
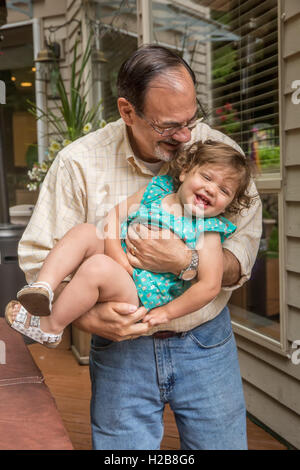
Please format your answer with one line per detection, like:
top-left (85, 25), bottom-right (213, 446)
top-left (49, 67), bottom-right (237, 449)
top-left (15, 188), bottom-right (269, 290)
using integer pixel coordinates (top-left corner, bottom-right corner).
top-left (120, 175), bottom-right (236, 310)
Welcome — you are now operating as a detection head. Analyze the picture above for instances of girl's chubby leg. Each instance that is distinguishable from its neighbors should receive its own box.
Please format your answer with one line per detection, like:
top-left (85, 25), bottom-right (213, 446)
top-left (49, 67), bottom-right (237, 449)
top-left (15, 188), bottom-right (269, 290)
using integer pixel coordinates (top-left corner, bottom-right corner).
top-left (40, 254), bottom-right (139, 334)
top-left (16, 223), bottom-right (104, 317)
top-left (36, 223), bottom-right (105, 291)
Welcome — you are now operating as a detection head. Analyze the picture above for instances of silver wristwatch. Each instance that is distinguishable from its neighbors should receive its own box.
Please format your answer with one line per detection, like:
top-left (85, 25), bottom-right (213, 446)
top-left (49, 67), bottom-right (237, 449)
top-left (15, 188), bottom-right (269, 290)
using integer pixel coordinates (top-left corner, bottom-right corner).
top-left (178, 250), bottom-right (199, 281)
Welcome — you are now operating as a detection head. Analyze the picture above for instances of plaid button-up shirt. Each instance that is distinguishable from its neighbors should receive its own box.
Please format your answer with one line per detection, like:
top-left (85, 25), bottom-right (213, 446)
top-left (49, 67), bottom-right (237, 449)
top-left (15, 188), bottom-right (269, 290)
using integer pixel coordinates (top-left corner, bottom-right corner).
top-left (18, 118), bottom-right (262, 333)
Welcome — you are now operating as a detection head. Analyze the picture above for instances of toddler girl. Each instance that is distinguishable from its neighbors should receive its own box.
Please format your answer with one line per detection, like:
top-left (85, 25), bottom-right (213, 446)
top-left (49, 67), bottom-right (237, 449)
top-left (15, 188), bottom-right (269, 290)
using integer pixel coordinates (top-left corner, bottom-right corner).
top-left (5, 140), bottom-right (255, 346)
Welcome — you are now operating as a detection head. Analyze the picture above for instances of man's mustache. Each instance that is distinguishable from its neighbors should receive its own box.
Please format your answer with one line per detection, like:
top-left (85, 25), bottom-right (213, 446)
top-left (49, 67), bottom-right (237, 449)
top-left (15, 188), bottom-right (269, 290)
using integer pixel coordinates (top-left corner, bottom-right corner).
top-left (159, 138), bottom-right (182, 146)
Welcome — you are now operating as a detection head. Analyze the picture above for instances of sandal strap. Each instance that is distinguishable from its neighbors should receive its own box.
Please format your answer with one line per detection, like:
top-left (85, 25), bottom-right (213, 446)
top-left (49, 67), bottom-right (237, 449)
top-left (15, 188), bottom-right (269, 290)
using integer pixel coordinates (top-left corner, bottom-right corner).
top-left (30, 315), bottom-right (40, 328)
top-left (26, 325), bottom-right (62, 345)
top-left (14, 305), bottom-right (28, 325)
top-left (10, 306), bottom-right (62, 345)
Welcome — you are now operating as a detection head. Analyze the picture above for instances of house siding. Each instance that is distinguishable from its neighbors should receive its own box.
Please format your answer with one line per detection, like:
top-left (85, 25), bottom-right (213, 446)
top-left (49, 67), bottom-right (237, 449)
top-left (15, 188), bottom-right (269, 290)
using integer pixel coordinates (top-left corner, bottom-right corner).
top-left (235, 0), bottom-right (300, 449)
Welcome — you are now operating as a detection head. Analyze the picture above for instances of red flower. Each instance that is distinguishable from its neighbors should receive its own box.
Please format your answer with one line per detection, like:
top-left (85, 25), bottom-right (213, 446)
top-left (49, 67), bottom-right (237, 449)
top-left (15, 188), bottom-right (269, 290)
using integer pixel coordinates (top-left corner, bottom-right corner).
top-left (224, 102), bottom-right (232, 111)
top-left (216, 108), bottom-right (223, 115)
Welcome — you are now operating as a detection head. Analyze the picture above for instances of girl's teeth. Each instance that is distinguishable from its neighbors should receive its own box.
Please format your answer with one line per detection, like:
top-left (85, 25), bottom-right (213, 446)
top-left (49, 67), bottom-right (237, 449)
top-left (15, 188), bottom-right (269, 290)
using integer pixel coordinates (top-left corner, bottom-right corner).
top-left (196, 195), bottom-right (208, 205)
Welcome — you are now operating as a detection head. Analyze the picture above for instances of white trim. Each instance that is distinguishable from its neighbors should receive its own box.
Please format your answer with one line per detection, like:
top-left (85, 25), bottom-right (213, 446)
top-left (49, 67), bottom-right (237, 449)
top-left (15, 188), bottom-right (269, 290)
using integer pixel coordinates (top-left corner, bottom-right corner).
top-left (32, 18), bottom-right (47, 163)
top-left (137, 0), bottom-right (153, 46)
top-left (232, 320), bottom-right (288, 357)
top-left (255, 173), bottom-right (282, 191)
top-left (0, 19), bottom-right (33, 29)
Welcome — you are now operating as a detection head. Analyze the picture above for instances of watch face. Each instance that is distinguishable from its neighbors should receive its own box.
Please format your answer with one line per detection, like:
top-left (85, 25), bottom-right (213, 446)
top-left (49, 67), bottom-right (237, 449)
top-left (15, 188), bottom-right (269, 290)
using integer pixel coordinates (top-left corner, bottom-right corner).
top-left (181, 269), bottom-right (197, 281)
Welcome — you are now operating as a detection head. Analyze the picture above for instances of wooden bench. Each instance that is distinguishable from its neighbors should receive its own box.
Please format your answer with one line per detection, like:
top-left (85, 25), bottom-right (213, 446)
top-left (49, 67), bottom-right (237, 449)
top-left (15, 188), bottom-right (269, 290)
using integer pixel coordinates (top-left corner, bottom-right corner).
top-left (0, 318), bottom-right (73, 450)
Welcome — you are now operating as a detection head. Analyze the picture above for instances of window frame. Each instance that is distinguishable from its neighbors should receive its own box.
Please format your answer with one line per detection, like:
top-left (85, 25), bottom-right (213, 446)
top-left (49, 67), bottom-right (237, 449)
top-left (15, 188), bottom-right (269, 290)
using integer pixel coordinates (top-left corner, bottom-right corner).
top-left (230, 2), bottom-right (287, 354)
top-left (140, 0), bottom-right (288, 354)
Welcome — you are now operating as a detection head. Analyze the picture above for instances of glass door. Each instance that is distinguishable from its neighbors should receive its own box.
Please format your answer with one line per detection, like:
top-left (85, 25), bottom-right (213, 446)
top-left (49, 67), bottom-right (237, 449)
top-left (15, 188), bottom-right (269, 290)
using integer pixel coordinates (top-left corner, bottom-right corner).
top-left (0, 23), bottom-right (37, 209)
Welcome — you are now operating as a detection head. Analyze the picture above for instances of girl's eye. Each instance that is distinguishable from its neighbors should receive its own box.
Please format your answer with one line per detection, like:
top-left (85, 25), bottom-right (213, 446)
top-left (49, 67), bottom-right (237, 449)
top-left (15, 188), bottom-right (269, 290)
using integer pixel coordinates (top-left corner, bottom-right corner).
top-left (221, 187), bottom-right (229, 195)
top-left (202, 174), bottom-right (210, 181)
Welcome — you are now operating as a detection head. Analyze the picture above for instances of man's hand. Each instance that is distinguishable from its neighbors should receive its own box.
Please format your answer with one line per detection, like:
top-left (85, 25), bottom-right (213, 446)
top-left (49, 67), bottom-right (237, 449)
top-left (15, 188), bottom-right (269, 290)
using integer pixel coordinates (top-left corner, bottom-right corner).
top-left (126, 223), bottom-right (191, 275)
top-left (73, 302), bottom-right (150, 341)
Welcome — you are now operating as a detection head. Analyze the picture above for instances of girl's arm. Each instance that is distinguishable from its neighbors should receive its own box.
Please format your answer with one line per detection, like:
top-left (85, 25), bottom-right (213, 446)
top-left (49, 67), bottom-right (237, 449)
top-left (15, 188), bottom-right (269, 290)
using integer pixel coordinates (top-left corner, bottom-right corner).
top-left (142, 231), bottom-right (224, 326)
top-left (103, 185), bottom-right (147, 275)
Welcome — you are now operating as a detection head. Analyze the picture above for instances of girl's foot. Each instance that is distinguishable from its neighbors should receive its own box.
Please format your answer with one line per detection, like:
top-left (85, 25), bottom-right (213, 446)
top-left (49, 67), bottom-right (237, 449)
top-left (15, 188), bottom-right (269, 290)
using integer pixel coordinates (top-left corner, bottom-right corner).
top-left (17, 281), bottom-right (54, 317)
top-left (5, 300), bottom-right (63, 348)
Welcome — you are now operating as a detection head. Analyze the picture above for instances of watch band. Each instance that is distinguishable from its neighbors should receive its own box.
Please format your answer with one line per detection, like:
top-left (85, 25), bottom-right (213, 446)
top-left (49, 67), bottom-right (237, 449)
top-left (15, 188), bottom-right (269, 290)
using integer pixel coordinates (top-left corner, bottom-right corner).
top-left (178, 250), bottom-right (199, 280)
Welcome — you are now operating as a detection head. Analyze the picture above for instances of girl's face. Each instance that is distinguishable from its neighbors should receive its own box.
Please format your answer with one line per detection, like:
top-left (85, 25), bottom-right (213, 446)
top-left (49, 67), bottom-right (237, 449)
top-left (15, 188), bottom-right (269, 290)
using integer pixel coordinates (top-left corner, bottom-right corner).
top-left (177, 163), bottom-right (240, 218)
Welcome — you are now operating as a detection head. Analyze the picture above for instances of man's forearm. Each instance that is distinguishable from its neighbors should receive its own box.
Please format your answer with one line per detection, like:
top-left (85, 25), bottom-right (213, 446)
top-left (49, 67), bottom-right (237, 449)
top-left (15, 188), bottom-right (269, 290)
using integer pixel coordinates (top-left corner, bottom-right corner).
top-left (222, 248), bottom-right (241, 287)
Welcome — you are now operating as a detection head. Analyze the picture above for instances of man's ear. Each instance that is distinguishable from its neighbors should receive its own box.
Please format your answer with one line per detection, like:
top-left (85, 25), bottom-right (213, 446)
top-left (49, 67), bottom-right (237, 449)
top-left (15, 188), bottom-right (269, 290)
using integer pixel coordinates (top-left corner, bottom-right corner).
top-left (117, 98), bottom-right (135, 126)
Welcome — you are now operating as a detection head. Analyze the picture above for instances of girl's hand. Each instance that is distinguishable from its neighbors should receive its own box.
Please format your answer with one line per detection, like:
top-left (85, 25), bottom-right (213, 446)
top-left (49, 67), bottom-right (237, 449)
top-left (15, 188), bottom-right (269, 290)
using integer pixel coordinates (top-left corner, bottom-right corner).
top-left (142, 306), bottom-right (170, 327)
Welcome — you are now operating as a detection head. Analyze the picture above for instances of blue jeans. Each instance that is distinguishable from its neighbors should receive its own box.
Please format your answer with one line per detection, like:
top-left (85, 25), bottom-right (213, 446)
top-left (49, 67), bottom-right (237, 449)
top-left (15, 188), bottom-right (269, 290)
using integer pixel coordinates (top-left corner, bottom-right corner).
top-left (89, 306), bottom-right (247, 450)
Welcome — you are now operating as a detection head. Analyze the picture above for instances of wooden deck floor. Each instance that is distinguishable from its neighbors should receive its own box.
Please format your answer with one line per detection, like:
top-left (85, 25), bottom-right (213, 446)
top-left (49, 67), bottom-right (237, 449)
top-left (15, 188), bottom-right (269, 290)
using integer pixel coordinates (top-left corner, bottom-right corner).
top-left (28, 342), bottom-right (288, 451)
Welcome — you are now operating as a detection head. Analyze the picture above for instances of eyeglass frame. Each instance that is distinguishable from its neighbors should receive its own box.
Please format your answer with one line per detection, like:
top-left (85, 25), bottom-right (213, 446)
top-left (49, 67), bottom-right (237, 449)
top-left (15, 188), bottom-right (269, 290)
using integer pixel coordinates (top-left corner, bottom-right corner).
top-left (136, 98), bottom-right (207, 137)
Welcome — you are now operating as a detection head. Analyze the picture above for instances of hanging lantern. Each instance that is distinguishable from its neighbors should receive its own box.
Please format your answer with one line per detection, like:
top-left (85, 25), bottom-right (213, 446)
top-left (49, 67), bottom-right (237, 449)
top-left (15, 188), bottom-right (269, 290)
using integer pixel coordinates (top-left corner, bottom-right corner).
top-left (35, 41), bottom-right (60, 77)
top-left (35, 41), bottom-right (61, 98)
top-left (92, 47), bottom-right (108, 82)
top-left (91, 48), bottom-right (108, 65)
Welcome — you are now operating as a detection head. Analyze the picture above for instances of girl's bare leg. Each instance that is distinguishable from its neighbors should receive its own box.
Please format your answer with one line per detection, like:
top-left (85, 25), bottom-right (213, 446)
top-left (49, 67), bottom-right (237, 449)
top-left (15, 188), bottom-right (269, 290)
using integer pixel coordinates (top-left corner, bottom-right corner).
top-left (37, 223), bottom-right (104, 292)
top-left (40, 254), bottom-right (139, 334)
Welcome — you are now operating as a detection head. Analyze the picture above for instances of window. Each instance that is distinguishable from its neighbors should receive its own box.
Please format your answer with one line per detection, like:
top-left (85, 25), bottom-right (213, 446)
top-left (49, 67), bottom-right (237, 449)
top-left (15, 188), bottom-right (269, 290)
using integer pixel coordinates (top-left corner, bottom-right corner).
top-left (144, 0), bottom-right (283, 350)
top-left (91, 0), bottom-right (138, 122)
top-left (203, 0), bottom-right (282, 349)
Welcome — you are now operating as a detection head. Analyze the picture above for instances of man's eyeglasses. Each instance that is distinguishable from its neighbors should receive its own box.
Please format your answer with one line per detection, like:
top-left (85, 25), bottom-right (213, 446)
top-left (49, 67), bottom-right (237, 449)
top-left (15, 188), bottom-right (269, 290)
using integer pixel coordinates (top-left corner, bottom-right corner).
top-left (139, 98), bottom-right (206, 137)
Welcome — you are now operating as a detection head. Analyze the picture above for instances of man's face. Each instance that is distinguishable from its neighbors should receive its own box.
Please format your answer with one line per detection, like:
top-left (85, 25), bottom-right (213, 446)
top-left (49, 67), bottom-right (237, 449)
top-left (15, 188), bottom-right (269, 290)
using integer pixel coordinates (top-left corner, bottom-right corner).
top-left (128, 67), bottom-right (198, 163)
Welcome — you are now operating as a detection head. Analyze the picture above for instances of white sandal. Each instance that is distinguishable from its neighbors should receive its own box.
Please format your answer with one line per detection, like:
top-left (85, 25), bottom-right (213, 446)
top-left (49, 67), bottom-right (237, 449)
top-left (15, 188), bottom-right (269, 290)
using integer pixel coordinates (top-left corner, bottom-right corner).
top-left (5, 301), bottom-right (62, 348)
top-left (17, 281), bottom-right (54, 317)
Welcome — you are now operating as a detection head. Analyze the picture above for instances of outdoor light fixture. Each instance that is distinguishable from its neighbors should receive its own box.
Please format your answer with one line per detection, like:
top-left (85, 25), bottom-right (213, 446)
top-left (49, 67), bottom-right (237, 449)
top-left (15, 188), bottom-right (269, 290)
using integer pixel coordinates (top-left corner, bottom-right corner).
top-left (35, 40), bottom-right (60, 75)
top-left (92, 47), bottom-right (108, 83)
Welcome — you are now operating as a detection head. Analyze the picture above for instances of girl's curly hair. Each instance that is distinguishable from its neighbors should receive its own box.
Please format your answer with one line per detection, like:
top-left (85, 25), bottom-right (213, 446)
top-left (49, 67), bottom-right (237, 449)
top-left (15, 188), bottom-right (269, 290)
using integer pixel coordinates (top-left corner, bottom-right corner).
top-left (169, 140), bottom-right (258, 215)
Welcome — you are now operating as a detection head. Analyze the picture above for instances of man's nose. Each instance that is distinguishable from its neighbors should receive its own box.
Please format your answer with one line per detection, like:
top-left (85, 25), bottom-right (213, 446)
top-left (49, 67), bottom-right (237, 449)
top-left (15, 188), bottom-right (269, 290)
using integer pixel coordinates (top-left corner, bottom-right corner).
top-left (172, 126), bottom-right (192, 143)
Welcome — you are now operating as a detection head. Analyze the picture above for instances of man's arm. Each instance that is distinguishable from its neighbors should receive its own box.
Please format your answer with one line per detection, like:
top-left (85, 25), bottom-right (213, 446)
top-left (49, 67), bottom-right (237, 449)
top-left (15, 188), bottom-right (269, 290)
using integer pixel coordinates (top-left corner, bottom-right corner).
top-left (18, 154), bottom-right (86, 283)
top-left (222, 249), bottom-right (241, 286)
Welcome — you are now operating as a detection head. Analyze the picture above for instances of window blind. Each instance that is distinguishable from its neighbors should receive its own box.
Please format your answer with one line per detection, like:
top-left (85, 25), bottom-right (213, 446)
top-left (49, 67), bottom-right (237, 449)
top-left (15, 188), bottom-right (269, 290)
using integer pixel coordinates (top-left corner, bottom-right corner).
top-left (93, 0), bottom-right (138, 122)
top-left (195, 0), bottom-right (279, 172)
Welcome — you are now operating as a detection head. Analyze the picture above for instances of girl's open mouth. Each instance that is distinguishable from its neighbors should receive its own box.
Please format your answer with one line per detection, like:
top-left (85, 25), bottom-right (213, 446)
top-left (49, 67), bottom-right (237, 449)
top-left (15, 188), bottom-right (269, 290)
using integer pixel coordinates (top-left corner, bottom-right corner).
top-left (194, 194), bottom-right (210, 207)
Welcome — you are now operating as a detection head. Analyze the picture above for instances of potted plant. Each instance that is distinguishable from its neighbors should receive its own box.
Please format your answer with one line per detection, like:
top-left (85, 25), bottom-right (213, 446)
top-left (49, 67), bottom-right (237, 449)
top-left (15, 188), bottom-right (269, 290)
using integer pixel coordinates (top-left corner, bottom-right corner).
top-left (27, 36), bottom-right (105, 191)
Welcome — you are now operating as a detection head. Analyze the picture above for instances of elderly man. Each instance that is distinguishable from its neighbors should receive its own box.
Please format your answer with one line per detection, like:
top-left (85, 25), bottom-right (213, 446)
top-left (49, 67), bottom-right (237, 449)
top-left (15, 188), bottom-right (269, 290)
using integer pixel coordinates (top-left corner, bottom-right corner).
top-left (17, 45), bottom-right (261, 449)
